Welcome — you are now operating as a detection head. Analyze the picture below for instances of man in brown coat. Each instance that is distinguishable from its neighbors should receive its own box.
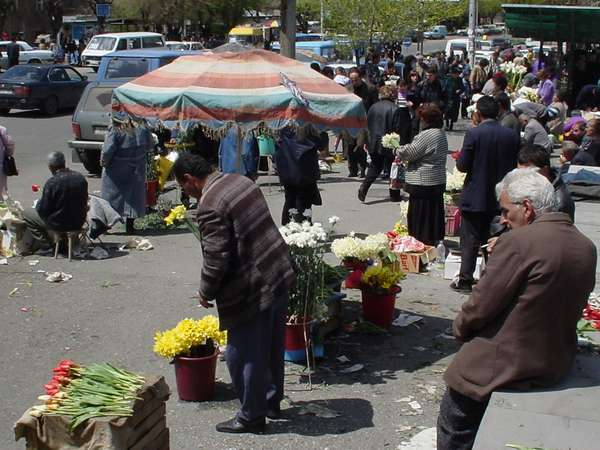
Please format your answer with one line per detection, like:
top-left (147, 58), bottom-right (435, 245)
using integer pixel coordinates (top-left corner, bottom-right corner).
top-left (437, 168), bottom-right (597, 450)
top-left (173, 153), bottom-right (296, 434)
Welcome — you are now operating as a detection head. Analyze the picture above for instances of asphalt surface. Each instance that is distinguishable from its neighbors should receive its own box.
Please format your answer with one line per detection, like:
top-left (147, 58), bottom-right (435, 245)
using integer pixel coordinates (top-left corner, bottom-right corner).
top-left (1, 108), bottom-right (599, 449)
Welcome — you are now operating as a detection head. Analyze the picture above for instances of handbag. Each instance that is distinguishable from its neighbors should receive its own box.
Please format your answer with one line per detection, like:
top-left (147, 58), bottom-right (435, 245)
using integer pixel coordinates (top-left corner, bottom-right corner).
top-left (1, 132), bottom-right (18, 176)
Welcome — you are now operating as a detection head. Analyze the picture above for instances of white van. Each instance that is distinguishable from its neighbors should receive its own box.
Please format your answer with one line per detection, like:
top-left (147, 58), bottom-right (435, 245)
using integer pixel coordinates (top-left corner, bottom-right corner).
top-left (81, 32), bottom-right (165, 71)
top-left (446, 38), bottom-right (468, 59)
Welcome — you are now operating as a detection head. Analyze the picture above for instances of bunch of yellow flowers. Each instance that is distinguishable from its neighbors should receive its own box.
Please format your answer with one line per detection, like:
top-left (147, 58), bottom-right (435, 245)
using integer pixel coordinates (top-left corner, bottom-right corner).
top-left (153, 316), bottom-right (227, 359)
top-left (361, 265), bottom-right (405, 294)
top-left (163, 205), bottom-right (187, 226)
top-left (393, 222), bottom-right (409, 237)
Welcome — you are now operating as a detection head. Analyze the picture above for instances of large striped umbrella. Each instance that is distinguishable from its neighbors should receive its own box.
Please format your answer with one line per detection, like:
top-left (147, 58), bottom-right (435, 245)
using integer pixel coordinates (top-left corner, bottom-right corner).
top-left (111, 49), bottom-right (366, 137)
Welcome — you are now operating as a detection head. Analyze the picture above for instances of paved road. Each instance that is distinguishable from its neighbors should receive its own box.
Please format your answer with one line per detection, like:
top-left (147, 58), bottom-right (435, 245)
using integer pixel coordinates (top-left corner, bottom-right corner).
top-left (1, 112), bottom-right (598, 449)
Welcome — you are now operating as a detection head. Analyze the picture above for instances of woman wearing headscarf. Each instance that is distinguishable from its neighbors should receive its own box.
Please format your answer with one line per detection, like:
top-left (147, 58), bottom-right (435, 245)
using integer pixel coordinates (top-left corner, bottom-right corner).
top-left (101, 113), bottom-right (153, 234)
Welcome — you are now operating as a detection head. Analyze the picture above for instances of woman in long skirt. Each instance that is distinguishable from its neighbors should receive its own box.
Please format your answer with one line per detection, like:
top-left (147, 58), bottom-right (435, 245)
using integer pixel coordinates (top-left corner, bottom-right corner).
top-left (395, 104), bottom-right (448, 245)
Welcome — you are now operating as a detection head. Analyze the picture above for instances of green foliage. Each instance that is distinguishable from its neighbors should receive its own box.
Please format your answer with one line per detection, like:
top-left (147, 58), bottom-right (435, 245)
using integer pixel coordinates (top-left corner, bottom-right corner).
top-left (297, 0), bottom-right (321, 33)
top-left (323, 0), bottom-right (466, 48)
top-left (112, 0), bottom-right (273, 35)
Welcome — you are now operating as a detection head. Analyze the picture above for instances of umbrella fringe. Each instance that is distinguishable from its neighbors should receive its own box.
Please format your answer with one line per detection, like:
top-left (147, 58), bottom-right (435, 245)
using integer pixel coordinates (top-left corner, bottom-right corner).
top-left (113, 110), bottom-right (305, 140)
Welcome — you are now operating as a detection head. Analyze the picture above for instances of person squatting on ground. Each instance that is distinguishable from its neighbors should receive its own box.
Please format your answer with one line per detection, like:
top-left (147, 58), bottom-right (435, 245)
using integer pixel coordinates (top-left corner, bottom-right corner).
top-left (22, 151), bottom-right (88, 253)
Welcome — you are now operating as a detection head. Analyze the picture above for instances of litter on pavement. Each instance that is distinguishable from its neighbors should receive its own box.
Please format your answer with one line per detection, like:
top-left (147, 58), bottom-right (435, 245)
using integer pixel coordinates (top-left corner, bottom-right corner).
top-left (44, 272), bottom-right (73, 283)
top-left (90, 246), bottom-right (110, 260)
top-left (392, 313), bottom-right (424, 328)
top-left (119, 237), bottom-right (154, 251)
top-left (297, 402), bottom-right (342, 419)
top-left (336, 355), bottom-right (351, 363)
top-left (0, 258), bottom-right (8, 265)
top-left (397, 427), bottom-right (437, 450)
top-left (339, 363), bottom-right (364, 374)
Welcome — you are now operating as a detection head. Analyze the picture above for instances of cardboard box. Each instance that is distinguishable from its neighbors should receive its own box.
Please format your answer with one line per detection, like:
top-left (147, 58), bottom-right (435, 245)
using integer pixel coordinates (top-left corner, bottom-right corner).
top-left (393, 246), bottom-right (438, 273)
top-left (444, 252), bottom-right (484, 280)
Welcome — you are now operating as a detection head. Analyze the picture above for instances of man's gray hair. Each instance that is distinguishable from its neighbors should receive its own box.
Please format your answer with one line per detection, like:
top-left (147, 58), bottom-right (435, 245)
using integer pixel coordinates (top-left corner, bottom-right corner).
top-left (47, 151), bottom-right (66, 168)
top-left (496, 168), bottom-right (556, 214)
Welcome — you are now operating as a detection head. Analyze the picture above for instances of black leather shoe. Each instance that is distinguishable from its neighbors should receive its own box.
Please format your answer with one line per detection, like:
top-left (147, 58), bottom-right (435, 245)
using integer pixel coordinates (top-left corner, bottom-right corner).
top-left (348, 172), bottom-right (358, 177)
top-left (267, 408), bottom-right (281, 420)
top-left (449, 280), bottom-right (472, 293)
top-left (358, 187), bottom-right (366, 202)
top-left (216, 417), bottom-right (266, 434)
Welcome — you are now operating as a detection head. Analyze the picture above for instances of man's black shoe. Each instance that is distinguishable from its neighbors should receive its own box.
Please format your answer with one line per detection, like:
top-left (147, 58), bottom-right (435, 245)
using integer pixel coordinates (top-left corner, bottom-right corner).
top-left (215, 417), bottom-right (266, 434)
top-left (348, 172), bottom-right (358, 177)
top-left (359, 171), bottom-right (366, 178)
top-left (267, 408), bottom-right (281, 420)
top-left (358, 187), bottom-right (366, 202)
top-left (449, 280), bottom-right (472, 293)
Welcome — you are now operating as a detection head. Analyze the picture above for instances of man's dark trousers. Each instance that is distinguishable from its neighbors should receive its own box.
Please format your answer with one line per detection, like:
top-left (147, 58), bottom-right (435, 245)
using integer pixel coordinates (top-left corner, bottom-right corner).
top-left (359, 152), bottom-right (385, 196)
top-left (458, 210), bottom-right (496, 284)
top-left (343, 132), bottom-right (367, 176)
top-left (226, 293), bottom-right (287, 424)
top-left (437, 387), bottom-right (489, 450)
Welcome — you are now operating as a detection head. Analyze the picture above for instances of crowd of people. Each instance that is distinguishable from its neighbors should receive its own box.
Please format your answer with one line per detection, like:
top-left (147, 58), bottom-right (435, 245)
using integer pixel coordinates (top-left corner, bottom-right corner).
top-left (1, 38), bottom-right (599, 450)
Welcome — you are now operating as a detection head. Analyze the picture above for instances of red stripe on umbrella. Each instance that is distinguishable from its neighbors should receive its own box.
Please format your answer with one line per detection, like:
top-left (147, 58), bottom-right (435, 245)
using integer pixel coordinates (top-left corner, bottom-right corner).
top-left (113, 103), bottom-right (366, 129)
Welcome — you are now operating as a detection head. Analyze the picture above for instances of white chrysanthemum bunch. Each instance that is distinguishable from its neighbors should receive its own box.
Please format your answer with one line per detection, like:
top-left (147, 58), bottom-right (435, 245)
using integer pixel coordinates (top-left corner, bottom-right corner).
top-left (331, 233), bottom-right (390, 262)
top-left (518, 86), bottom-right (538, 102)
top-left (381, 133), bottom-right (401, 151)
top-left (446, 167), bottom-right (466, 192)
top-left (279, 221), bottom-right (327, 248)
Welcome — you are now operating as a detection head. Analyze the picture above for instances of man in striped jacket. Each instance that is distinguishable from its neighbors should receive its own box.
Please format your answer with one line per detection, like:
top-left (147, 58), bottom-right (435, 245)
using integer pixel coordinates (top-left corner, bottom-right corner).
top-left (173, 153), bottom-right (296, 434)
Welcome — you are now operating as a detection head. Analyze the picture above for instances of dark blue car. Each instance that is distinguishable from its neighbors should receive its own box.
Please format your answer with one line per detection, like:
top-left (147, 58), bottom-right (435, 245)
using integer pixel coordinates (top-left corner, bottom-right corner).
top-left (0, 64), bottom-right (88, 115)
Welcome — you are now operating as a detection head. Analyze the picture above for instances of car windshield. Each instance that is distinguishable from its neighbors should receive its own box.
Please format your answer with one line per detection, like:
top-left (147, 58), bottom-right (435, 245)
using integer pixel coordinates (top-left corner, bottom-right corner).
top-left (19, 42), bottom-right (34, 51)
top-left (1, 66), bottom-right (43, 81)
top-left (83, 86), bottom-right (113, 112)
top-left (105, 58), bottom-right (150, 79)
top-left (166, 43), bottom-right (187, 51)
top-left (88, 37), bottom-right (116, 51)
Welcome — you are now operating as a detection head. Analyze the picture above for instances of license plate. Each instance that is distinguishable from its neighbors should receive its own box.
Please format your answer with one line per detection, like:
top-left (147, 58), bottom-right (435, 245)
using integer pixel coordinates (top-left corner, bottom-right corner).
top-left (94, 127), bottom-right (108, 136)
top-left (0, 90), bottom-right (12, 95)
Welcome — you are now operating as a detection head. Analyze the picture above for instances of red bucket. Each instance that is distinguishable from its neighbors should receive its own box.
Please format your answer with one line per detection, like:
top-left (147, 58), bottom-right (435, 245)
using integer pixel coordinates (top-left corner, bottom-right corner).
top-left (146, 180), bottom-right (158, 207)
top-left (361, 286), bottom-right (401, 329)
top-left (285, 321), bottom-right (311, 352)
top-left (343, 260), bottom-right (368, 290)
top-left (173, 350), bottom-right (218, 401)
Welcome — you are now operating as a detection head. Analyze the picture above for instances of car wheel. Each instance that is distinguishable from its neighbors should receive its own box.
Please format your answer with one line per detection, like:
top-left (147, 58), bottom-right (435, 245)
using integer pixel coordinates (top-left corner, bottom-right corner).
top-left (0, 107), bottom-right (9, 115)
top-left (42, 96), bottom-right (59, 115)
top-left (78, 149), bottom-right (102, 176)
top-left (28, 59), bottom-right (41, 64)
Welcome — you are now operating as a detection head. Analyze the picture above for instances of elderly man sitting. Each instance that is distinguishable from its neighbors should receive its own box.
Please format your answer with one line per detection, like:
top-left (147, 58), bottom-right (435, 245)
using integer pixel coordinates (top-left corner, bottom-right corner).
top-left (437, 168), bottom-right (597, 450)
top-left (22, 151), bottom-right (88, 253)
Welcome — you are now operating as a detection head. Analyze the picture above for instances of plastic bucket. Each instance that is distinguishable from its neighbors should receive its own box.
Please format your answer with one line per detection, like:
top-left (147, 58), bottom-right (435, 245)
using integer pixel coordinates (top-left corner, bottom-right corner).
top-left (173, 350), bottom-right (218, 401)
top-left (361, 288), bottom-right (400, 329)
top-left (343, 260), bottom-right (368, 290)
top-left (257, 136), bottom-right (275, 156)
top-left (285, 321), bottom-right (311, 352)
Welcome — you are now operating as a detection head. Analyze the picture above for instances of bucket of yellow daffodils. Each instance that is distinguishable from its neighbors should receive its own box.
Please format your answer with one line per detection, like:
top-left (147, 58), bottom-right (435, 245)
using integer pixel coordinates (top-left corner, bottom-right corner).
top-left (153, 316), bottom-right (227, 401)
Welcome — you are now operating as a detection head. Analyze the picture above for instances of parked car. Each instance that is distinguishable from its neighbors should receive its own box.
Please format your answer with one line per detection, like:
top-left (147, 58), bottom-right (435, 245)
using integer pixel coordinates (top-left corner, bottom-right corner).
top-left (0, 41), bottom-right (54, 69)
top-left (423, 25), bottom-right (448, 40)
top-left (0, 64), bottom-right (88, 115)
top-left (69, 48), bottom-right (204, 174)
top-left (455, 29), bottom-right (469, 36)
top-left (165, 41), bottom-right (204, 51)
top-left (80, 32), bottom-right (165, 72)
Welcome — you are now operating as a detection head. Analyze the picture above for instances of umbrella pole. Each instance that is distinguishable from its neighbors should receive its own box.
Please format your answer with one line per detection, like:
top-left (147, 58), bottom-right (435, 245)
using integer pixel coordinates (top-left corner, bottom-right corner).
top-left (236, 124), bottom-right (242, 174)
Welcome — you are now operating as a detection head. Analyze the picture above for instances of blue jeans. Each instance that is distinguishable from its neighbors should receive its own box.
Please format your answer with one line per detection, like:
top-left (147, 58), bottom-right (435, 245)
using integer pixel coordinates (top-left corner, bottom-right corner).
top-left (226, 294), bottom-right (288, 423)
